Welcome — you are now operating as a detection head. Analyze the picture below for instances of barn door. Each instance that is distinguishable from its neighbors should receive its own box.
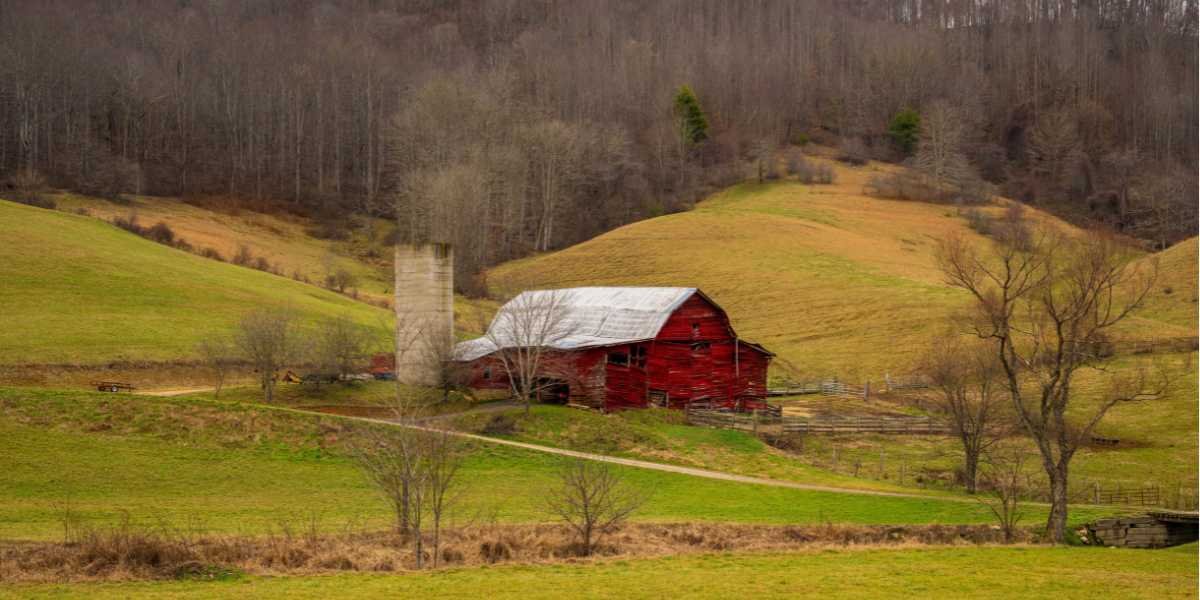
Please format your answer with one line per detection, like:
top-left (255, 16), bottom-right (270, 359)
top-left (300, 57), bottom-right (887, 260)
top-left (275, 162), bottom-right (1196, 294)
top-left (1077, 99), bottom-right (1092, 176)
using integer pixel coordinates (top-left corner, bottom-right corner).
top-left (689, 341), bottom-right (713, 403)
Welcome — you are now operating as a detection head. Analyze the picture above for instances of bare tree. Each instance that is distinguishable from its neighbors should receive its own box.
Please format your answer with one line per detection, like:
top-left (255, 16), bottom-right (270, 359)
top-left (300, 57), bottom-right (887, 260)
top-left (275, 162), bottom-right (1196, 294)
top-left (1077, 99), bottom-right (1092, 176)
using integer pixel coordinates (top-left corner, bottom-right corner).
top-left (352, 402), bottom-right (464, 569)
top-left (234, 308), bottom-right (295, 403)
top-left (912, 100), bottom-right (980, 203)
top-left (1027, 109), bottom-right (1084, 198)
top-left (978, 446), bottom-right (1029, 544)
top-left (485, 290), bottom-right (578, 414)
top-left (937, 222), bottom-right (1158, 543)
top-left (922, 337), bottom-right (1009, 494)
top-left (196, 337), bottom-right (236, 399)
top-left (422, 430), bottom-right (464, 568)
top-left (547, 459), bottom-right (647, 556)
top-left (417, 327), bottom-right (470, 404)
top-left (311, 315), bottom-right (373, 380)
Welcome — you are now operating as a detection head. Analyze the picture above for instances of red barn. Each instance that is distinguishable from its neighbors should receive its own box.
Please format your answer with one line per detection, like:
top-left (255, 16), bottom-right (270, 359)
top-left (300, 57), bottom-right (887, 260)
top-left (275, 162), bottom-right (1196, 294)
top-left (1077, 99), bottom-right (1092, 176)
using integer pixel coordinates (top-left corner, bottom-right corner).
top-left (453, 287), bottom-right (772, 412)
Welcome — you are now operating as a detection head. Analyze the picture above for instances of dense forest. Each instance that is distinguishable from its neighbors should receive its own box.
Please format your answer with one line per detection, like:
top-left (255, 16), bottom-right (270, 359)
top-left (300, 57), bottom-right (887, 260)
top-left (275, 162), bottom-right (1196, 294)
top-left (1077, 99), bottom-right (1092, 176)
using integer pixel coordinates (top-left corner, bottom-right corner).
top-left (0, 1), bottom-right (1195, 290)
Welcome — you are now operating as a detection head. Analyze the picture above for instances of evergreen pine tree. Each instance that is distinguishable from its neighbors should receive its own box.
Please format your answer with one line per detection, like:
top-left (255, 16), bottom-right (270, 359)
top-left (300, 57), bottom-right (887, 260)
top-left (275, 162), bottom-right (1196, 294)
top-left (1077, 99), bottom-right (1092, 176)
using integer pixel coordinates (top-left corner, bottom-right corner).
top-left (674, 85), bottom-right (709, 146)
top-left (888, 108), bottom-right (921, 156)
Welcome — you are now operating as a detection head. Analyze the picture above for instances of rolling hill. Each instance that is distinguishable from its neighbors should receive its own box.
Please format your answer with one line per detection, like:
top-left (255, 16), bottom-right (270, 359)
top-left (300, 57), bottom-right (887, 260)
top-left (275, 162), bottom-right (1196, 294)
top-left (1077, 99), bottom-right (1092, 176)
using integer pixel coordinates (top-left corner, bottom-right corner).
top-left (489, 158), bottom-right (1195, 379)
top-left (0, 199), bottom-right (391, 366)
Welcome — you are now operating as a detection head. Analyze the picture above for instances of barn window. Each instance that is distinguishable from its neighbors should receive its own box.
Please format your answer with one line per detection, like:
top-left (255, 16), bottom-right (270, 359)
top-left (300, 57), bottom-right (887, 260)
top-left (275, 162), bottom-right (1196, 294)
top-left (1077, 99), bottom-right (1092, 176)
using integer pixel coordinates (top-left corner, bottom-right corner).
top-left (607, 351), bottom-right (629, 366)
top-left (482, 366), bottom-right (491, 380)
top-left (632, 346), bottom-right (648, 369)
top-left (691, 322), bottom-right (701, 337)
top-left (691, 342), bottom-right (710, 352)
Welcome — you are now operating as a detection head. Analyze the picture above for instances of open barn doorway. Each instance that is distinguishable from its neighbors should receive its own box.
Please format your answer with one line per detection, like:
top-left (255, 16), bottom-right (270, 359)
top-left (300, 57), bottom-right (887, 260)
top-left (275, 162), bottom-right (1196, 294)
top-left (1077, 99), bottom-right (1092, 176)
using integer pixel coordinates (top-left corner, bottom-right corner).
top-left (537, 379), bottom-right (570, 404)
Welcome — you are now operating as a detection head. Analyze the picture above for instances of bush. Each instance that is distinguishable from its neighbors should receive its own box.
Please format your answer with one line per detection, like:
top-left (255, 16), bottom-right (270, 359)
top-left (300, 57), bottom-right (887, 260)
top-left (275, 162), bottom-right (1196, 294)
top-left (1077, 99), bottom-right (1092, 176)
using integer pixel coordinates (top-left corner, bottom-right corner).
top-left (146, 222), bottom-right (176, 245)
top-left (232, 244), bottom-right (254, 266)
top-left (9, 189), bottom-right (56, 209)
top-left (963, 207), bottom-right (994, 235)
top-left (200, 247), bottom-right (225, 262)
top-left (837, 138), bottom-right (869, 166)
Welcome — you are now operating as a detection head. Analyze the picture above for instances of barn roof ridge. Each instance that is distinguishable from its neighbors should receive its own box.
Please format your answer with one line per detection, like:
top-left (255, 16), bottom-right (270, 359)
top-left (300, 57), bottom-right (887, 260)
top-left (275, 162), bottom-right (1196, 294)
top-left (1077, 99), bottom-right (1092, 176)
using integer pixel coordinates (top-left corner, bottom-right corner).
top-left (454, 286), bottom-right (700, 361)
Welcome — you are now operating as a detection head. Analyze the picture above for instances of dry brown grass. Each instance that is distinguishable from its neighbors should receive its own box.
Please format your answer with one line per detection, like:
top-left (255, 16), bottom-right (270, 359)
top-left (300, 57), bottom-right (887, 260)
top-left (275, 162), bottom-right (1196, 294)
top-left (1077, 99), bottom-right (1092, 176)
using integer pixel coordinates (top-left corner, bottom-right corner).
top-left (0, 521), bottom-right (1031, 583)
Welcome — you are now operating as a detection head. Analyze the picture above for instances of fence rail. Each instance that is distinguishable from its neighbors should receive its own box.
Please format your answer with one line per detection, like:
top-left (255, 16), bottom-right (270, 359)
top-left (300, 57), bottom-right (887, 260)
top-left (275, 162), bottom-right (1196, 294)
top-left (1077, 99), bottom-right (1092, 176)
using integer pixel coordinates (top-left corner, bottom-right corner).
top-left (686, 407), bottom-right (949, 436)
top-left (782, 416), bottom-right (949, 435)
top-left (1093, 485), bottom-right (1162, 507)
top-left (769, 376), bottom-right (929, 399)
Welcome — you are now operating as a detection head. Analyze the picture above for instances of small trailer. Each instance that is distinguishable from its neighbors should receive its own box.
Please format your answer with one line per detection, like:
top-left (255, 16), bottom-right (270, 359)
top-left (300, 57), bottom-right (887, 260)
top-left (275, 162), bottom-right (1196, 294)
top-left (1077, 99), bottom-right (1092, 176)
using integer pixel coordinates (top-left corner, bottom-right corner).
top-left (93, 381), bottom-right (135, 393)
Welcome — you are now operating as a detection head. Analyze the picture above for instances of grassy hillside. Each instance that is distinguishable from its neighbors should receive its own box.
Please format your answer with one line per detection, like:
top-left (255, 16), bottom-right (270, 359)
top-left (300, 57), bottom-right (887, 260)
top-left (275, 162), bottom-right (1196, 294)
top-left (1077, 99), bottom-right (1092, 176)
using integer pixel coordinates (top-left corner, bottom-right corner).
top-left (53, 192), bottom-right (393, 302)
top-left (9, 546), bottom-right (1196, 599)
top-left (489, 159), bottom-right (1193, 378)
top-left (0, 387), bottom-right (1105, 541)
top-left (0, 200), bottom-right (390, 365)
top-left (1136, 237), bottom-right (1199, 332)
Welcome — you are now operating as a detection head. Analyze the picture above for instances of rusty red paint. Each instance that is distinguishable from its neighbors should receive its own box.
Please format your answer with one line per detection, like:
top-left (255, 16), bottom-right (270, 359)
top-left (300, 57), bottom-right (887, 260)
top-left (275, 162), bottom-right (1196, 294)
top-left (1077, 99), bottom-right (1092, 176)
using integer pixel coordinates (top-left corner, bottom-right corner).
top-left (464, 291), bottom-right (772, 412)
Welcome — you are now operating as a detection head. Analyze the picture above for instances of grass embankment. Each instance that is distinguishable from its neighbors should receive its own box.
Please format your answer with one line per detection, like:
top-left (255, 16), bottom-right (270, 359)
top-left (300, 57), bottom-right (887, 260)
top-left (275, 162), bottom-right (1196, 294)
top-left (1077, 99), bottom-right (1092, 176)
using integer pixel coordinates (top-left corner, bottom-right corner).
top-left (489, 160), bottom-right (1194, 378)
top-left (452, 404), bottom-right (934, 494)
top-left (7, 545), bottom-right (1196, 599)
top-left (0, 200), bottom-right (390, 366)
top-left (0, 387), bottom-right (1106, 541)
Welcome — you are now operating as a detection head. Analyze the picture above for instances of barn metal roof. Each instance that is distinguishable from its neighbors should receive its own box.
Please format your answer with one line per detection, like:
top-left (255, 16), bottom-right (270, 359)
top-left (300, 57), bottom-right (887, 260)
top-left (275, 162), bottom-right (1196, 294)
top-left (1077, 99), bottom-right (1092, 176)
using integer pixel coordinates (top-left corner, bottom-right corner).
top-left (453, 287), bottom-right (698, 361)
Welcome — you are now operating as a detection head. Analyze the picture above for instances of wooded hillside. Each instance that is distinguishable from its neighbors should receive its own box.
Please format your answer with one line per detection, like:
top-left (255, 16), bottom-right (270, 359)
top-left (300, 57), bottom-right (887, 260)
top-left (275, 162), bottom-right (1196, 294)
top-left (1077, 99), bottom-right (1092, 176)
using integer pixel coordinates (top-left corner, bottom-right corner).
top-left (0, 1), bottom-right (1195, 290)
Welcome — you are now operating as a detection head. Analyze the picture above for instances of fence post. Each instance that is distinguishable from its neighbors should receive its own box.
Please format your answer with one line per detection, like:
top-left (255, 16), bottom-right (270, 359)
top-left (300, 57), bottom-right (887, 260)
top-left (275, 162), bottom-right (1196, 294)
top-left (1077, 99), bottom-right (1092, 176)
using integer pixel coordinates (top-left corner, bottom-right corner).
top-left (1093, 482), bottom-right (1100, 504)
top-left (864, 381), bottom-right (870, 401)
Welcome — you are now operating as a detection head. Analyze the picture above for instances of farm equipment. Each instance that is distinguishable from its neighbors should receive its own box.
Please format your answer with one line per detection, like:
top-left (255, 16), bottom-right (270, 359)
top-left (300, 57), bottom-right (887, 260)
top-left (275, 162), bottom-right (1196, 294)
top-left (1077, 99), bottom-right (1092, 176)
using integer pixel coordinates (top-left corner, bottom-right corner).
top-left (93, 381), bottom-right (135, 393)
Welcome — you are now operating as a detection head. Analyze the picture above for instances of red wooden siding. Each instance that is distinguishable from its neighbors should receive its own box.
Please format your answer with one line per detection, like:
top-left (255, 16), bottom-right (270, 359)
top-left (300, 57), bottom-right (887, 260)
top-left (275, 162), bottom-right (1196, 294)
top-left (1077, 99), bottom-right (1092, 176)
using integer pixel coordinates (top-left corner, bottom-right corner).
top-left (463, 291), bottom-right (771, 412)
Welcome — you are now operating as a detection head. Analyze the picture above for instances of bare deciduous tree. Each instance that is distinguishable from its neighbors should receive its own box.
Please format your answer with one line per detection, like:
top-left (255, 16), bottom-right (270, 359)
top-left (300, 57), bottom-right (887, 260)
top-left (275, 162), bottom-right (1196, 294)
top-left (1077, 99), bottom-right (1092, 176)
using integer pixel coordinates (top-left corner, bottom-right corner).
top-left (937, 222), bottom-right (1159, 543)
top-left (912, 101), bottom-right (980, 203)
top-left (547, 459), bottom-right (648, 556)
top-left (235, 308), bottom-right (295, 403)
top-left (485, 290), bottom-right (578, 414)
top-left (196, 337), bottom-right (236, 399)
top-left (311, 315), bottom-right (373, 380)
top-left (922, 337), bottom-right (1009, 494)
top-left (352, 405), bottom-right (464, 569)
top-left (978, 446), bottom-right (1029, 544)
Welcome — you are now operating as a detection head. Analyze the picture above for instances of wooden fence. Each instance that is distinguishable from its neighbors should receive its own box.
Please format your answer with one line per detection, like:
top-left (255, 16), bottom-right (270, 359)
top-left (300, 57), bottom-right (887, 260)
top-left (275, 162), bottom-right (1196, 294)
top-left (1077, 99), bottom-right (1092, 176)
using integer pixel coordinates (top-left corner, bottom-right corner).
top-left (769, 376), bottom-right (928, 399)
top-left (1092, 484), bottom-right (1162, 507)
top-left (685, 407), bottom-right (949, 436)
top-left (782, 415), bottom-right (949, 435)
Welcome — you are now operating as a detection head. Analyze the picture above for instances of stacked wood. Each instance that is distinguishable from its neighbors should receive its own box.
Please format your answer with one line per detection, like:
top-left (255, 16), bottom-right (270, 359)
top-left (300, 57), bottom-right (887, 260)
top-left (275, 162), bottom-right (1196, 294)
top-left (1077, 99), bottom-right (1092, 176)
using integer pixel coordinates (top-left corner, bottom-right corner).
top-left (1086, 514), bottom-right (1199, 548)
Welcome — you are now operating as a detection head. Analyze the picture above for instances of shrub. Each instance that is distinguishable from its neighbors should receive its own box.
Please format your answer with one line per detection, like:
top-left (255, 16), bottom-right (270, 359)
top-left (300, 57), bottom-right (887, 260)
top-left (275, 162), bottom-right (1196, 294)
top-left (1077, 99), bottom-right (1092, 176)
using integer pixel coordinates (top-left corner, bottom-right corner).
top-left (200, 247), bottom-right (225, 262)
top-left (963, 208), bottom-right (994, 235)
top-left (232, 244), bottom-right (254, 266)
top-left (146, 222), bottom-right (176, 245)
top-left (837, 138), bottom-right (869, 166)
top-left (112, 213), bottom-right (144, 235)
top-left (789, 153), bottom-right (836, 184)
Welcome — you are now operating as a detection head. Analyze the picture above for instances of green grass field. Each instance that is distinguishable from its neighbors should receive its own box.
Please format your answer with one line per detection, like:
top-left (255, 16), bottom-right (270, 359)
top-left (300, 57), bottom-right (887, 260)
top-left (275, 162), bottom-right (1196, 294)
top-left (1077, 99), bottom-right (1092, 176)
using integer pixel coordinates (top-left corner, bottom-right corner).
top-left (0, 387), bottom-right (1113, 541)
top-left (6, 545), bottom-right (1195, 599)
top-left (0, 200), bottom-right (392, 365)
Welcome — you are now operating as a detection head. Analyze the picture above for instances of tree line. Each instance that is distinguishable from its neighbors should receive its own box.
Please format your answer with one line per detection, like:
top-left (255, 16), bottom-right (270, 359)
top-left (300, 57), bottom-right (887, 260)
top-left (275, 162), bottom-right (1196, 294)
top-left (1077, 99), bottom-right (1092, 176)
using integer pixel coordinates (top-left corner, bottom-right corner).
top-left (0, 1), bottom-right (1195, 290)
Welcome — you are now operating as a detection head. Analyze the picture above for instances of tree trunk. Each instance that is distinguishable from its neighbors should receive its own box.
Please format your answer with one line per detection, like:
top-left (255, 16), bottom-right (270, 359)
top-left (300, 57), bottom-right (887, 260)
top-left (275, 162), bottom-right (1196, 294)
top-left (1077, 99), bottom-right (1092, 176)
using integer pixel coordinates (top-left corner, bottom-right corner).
top-left (1046, 465), bottom-right (1069, 544)
top-left (963, 451), bottom-right (978, 494)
